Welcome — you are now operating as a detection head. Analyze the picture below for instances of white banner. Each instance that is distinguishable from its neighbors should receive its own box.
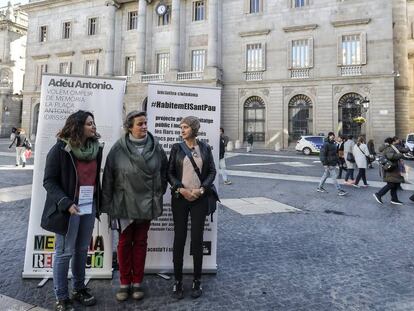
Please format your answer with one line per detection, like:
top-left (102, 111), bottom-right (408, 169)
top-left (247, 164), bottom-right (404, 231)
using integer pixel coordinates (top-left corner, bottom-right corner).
top-left (22, 74), bottom-right (126, 279)
top-left (146, 83), bottom-right (221, 273)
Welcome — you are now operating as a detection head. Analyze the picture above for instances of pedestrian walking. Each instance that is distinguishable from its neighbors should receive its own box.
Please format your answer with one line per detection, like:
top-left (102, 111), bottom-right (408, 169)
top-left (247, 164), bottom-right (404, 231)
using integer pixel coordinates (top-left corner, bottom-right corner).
top-left (102, 110), bottom-right (168, 302)
top-left (343, 135), bottom-right (356, 184)
top-left (316, 132), bottom-right (348, 196)
top-left (9, 128), bottom-right (29, 167)
top-left (352, 136), bottom-right (372, 188)
top-left (367, 139), bottom-right (376, 169)
top-left (373, 137), bottom-right (409, 205)
top-left (40, 110), bottom-right (103, 311)
top-left (168, 116), bottom-right (217, 299)
top-left (337, 135), bottom-right (347, 179)
top-left (219, 127), bottom-right (232, 185)
top-left (246, 132), bottom-right (254, 152)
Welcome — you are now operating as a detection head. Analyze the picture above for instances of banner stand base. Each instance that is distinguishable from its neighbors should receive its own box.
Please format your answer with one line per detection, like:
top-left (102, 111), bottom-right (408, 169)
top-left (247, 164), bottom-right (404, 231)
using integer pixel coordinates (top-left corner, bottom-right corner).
top-left (37, 277), bottom-right (49, 288)
top-left (157, 273), bottom-right (171, 280)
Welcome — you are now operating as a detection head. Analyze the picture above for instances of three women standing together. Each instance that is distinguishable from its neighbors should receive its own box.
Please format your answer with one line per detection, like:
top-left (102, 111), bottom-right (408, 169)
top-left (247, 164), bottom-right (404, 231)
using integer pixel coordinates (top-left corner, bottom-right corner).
top-left (42, 110), bottom-right (216, 311)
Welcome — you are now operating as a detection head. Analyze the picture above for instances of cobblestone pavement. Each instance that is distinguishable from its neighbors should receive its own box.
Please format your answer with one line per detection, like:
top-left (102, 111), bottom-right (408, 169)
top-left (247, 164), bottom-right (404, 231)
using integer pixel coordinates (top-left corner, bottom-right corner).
top-left (1, 139), bottom-right (414, 310)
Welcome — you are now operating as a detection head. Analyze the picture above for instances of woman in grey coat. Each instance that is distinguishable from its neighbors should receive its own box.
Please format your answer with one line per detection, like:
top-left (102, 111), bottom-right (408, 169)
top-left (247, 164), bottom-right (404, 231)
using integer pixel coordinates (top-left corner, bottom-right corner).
top-left (343, 135), bottom-right (356, 184)
top-left (102, 111), bottom-right (168, 302)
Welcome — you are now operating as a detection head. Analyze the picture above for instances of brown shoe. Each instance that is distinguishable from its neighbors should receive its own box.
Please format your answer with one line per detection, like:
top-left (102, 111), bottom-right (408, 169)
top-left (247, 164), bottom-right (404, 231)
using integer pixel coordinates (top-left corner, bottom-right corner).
top-left (115, 286), bottom-right (129, 301)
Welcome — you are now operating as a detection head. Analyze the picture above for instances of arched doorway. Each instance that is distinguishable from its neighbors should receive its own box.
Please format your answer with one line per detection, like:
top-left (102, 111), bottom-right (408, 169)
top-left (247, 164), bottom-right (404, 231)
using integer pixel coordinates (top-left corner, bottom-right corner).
top-left (32, 103), bottom-right (40, 136)
top-left (338, 93), bottom-right (363, 137)
top-left (288, 94), bottom-right (313, 142)
top-left (244, 96), bottom-right (265, 142)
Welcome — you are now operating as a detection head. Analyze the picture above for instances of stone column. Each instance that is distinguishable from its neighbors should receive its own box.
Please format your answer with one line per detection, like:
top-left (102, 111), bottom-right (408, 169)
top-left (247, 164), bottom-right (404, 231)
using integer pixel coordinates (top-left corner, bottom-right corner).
top-left (393, 0), bottom-right (411, 136)
top-left (170, 0), bottom-right (181, 72)
top-left (104, 1), bottom-right (119, 76)
top-left (207, 0), bottom-right (218, 68)
top-left (136, 0), bottom-right (147, 74)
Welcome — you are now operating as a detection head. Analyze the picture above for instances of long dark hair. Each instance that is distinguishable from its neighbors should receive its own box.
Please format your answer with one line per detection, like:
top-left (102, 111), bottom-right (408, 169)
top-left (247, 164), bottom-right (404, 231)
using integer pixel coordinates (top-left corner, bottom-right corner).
top-left (57, 110), bottom-right (100, 147)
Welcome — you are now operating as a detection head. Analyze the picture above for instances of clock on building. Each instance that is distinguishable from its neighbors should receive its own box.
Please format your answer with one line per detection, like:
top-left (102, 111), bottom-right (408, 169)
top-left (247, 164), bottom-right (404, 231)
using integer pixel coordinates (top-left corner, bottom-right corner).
top-left (156, 2), bottom-right (168, 16)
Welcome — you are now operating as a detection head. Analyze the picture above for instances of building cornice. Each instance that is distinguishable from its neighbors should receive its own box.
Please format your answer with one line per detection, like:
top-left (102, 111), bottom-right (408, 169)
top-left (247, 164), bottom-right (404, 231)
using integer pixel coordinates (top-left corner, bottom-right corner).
top-left (331, 18), bottom-right (371, 28)
top-left (21, 0), bottom-right (123, 12)
top-left (81, 48), bottom-right (102, 54)
top-left (32, 54), bottom-right (50, 60)
top-left (0, 20), bottom-right (27, 33)
top-left (56, 51), bottom-right (76, 57)
top-left (239, 29), bottom-right (271, 37)
top-left (282, 24), bottom-right (318, 33)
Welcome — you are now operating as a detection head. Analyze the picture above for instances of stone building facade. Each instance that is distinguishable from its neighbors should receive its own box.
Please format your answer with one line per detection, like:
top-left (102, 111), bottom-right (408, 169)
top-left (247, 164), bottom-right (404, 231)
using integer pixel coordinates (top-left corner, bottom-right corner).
top-left (0, 2), bottom-right (27, 137)
top-left (20, 0), bottom-right (414, 148)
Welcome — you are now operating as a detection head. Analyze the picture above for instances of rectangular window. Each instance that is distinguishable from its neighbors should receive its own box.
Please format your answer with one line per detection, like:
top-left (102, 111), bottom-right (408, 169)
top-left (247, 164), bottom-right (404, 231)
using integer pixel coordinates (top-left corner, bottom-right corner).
top-left (246, 43), bottom-right (263, 72)
top-left (157, 53), bottom-right (170, 74)
top-left (85, 60), bottom-right (99, 76)
top-left (158, 6), bottom-right (171, 26)
top-left (293, 0), bottom-right (308, 7)
top-left (37, 64), bottom-right (48, 85)
top-left (59, 62), bottom-right (72, 74)
top-left (88, 17), bottom-right (98, 36)
top-left (292, 39), bottom-right (310, 68)
top-left (62, 22), bottom-right (71, 39)
top-left (250, 0), bottom-right (260, 13)
top-left (191, 50), bottom-right (206, 72)
top-left (128, 11), bottom-right (138, 30)
top-left (193, 1), bottom-right (205, 21)
top-left (125, 56), bottom-right (136, 77)
top-left (39, 26), bottom-right (47, 42)
top-left (342, 34), bottom-right (361, 65)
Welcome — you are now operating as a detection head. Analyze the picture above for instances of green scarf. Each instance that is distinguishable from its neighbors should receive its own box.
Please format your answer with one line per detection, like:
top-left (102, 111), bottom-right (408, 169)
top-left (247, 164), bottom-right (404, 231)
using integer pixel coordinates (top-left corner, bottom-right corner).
top-left (62, 138), bottom-right (100, 161)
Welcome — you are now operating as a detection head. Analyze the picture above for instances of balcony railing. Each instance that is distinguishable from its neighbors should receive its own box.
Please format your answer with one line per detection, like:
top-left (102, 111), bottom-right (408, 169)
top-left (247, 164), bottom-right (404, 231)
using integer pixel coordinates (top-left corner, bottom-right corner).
top-left (290, 68), bottom-right (310, 79)
top-left (140, 73), bottom-right (165, 83)
top-left (341, 65), bottom-right (362, 76)
top-left (245, 71), bottom-right (264, 81)
top-left (177, 71), bottom-right (203, 81)
top-left (0, 81), bottom-right (12, 89)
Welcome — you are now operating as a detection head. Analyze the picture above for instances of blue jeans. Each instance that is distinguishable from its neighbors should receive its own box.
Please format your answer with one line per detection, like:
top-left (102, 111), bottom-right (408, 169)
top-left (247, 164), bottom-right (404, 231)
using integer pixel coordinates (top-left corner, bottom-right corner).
top-left (53, 208), bottom-right (95, 300)
top-left (319, 166), bottom-right (341, 190)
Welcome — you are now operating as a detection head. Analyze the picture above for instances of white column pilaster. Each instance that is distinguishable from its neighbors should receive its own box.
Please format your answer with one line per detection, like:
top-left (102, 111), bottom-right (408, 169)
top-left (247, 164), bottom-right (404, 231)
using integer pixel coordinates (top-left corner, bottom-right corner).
top-left (136, 0), bottom-right (147, 74)
top-left (103, 1), bottom-right (119, 76)
top-left (170, 0), bottom-right (181, 72)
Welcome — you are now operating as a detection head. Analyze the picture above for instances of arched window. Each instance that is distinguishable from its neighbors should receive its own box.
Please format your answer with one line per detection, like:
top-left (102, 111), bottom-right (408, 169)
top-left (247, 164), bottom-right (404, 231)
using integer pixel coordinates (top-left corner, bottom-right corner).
top-left (244, 96), bottom-right (265, 142)
top-left (338, 92), bottom-right (363, 137)
top-left (288, 94), bottom-right (313, 142)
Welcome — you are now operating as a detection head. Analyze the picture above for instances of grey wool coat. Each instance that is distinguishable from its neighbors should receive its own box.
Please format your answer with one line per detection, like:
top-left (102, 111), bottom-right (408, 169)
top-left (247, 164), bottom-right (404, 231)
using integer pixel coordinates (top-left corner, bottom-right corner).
top-left (101, 132), bottom-right (168, 220)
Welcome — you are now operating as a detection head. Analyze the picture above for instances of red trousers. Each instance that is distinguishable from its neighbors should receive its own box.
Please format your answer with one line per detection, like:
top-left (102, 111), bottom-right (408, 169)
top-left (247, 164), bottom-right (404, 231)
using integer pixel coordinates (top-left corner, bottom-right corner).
top-left (117, 221), bottom-right (151, 285)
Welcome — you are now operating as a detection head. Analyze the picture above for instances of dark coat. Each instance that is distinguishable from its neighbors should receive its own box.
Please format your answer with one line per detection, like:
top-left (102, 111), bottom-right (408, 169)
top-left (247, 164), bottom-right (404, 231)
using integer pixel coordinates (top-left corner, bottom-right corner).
top-left (101, 132), bottom-right (168, 220)
top-left (168, 140), bottom-right (216, 193)
top-left (319, 139), bottom-right (338, 166)
top-left (379, 144), bottom-right (408, 183)
top-left (41, 140), bottom-right (103, 235)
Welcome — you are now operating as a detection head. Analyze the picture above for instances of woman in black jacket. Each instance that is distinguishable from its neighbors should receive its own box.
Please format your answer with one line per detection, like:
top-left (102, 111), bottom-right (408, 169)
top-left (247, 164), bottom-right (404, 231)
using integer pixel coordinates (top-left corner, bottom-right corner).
top-left (41, 110), bottom-right (103, 311)
top-left (168, 116), bottom-right (216, 300)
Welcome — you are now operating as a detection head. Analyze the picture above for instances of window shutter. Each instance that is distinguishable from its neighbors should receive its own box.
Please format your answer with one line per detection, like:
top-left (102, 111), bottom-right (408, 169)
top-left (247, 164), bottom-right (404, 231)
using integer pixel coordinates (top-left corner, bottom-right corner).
top-left (360, 32), bottom-right (367, 65)
top-left (261, 43), bottom-right (266, 71)
top-left (96, 60), bottom-right (99, 75)
top-left (337, 35), bottom-right (343, 66)
top-left (308, 37), bottom-right (314, 68)
top-left (287, 40), bottom-right (293, 69)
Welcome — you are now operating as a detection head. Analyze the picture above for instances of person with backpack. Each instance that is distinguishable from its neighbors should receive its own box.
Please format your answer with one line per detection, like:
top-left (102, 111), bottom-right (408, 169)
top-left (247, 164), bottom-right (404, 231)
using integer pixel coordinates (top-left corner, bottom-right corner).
top-left (373, 137), bottom-right (409, 205)
top-left (9, 128), bottom-right (29, 167)
top-left (167, 116), bottom-right (217, 300)
top-left (316, 132), bottom-right (348, 196)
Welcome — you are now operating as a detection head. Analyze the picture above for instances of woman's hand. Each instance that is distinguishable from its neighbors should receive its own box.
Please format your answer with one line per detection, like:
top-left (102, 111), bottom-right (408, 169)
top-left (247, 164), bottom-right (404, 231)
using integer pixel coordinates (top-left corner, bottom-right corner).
top-left (68, 204), bottom-right (80, 215)
top-left (180, 188), bottom-right (198, 202)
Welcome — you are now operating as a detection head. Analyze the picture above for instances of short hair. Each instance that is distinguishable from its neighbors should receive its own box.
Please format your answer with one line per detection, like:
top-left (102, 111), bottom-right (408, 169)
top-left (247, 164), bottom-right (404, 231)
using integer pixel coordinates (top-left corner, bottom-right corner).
top-left (220, 127), bottom-right (224, 133)
top-left (123, 110), bottom-right (147, 131)
top-left (180, 116), bottom-right (200, 137)
top-left (328, 132), bottom-right (335, 137)
top-left (384, 137), bottom-right (393, 144)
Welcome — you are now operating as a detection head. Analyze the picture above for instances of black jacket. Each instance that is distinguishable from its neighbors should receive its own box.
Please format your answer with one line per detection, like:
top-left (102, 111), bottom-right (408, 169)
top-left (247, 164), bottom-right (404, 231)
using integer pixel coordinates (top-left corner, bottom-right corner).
top-left (319, 139), bottom-right (338, 166)
top-left (41, 140), bottom-right (103, 235)
top-left (168, 140), bottom-right (216, 193)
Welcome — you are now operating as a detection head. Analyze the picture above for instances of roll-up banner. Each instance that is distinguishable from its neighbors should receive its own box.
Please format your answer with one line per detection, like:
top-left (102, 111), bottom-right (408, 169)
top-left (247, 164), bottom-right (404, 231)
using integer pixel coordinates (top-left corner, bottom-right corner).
top-left (146, 83), bottom-right (221, 273)
top-left (22, 74), bottom-right (126, 279)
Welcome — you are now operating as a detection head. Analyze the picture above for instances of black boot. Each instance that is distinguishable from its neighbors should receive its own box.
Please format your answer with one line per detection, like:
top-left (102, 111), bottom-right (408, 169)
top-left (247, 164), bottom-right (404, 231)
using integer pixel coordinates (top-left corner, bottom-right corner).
top-left (191, 279), bottom-right (202, 298)
top-left (172, 281), bottom-right (184, 300)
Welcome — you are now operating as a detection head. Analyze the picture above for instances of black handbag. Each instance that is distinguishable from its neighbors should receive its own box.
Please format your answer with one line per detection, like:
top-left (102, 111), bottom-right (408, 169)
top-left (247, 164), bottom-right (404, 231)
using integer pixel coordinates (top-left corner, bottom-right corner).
top-left (179, 143), bottom-right (220, 221)
top-left (346, 152), bottom-right (355, 163)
